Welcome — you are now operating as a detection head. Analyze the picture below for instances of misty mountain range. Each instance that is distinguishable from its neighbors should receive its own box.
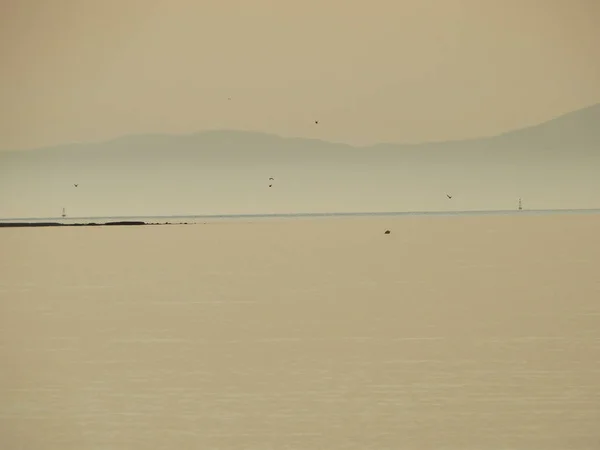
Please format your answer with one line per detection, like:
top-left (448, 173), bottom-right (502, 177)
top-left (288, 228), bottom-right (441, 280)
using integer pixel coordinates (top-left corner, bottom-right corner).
top-left (1, 104), bottom-right (599, 218)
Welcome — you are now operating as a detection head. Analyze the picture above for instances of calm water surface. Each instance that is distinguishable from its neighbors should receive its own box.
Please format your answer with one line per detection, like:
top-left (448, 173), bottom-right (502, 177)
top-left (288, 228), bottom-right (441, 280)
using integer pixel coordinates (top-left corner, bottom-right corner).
top-left (1, 215), bottom-right (599, 449)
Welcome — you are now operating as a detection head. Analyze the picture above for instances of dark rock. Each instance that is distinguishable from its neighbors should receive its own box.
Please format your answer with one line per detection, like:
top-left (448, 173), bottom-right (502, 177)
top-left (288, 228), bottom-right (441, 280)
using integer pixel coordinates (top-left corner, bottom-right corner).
top-left (104, 221), bottom-right (146, 226)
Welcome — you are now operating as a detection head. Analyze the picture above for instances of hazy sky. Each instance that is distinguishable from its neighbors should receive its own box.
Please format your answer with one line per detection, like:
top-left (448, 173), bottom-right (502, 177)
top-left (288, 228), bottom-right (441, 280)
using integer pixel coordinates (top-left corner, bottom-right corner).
top-left (1, 0), bottom-right (599, 150)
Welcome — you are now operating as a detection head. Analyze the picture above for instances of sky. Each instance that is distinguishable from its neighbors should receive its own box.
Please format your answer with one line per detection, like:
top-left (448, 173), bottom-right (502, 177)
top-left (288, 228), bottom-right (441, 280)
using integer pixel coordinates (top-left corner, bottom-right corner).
top-left (1, 0), bottom-right (599, 151)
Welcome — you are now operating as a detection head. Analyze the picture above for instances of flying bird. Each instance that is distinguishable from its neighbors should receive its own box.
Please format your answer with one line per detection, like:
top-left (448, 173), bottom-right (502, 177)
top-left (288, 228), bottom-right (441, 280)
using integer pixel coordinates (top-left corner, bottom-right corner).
top-left (446, 194), bottom-right (452, 199)
top-left (74, 184), bottom-right (79, 187)
top-left (314, 120), bottom-right (319, 124)
top-left (269, 177), bottom-right (274, 180)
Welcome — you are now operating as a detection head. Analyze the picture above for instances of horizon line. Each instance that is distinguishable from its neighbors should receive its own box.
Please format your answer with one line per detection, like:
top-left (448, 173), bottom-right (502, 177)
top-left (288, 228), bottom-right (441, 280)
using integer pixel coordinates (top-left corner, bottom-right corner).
top-left (2, 207), bottom-right (600, 223)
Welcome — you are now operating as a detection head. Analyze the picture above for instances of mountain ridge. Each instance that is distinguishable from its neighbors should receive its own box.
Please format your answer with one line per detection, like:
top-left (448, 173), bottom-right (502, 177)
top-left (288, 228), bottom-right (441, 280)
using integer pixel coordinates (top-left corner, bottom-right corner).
top-left (2, 102), bottom-right (599, 154)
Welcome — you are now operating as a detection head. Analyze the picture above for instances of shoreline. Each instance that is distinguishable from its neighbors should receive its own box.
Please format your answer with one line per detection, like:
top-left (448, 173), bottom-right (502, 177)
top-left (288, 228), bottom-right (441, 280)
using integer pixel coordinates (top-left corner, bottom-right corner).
top-left (1, 208), bottom-right (600, 228)
top-left (1, 207), bottom-right (600, 227)
top-left (0, 221), bottom-right (152, 228)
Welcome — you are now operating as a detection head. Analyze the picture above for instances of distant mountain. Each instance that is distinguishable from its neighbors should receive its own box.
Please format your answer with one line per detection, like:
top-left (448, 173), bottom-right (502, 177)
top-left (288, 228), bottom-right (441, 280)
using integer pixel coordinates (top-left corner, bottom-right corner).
top-left (1, 104), bottom-right (599, 218)
top-left (2, 103), bottom-right (599, 163)
top-left (0, 104), bottom-right (600, 160)
top-left (495, 102), bottom-right (600, 148)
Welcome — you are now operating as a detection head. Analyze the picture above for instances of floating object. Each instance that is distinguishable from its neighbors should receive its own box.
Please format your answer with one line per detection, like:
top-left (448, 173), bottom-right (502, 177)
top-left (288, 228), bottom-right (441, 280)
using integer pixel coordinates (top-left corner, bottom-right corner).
top-left (384, 230), bottom-right (391, 234)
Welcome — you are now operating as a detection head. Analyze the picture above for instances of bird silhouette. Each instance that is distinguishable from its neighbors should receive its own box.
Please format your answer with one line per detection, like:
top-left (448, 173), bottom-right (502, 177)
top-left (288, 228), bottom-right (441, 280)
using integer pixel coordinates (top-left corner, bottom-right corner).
top-left (446, 194), bottom-right (452, 199)
top-left (74, 184), bottom-right (79, 187)
top-left (314, 120), bottom-right (319, 124)
top-left (269, 177), bottom-right (274, 181)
